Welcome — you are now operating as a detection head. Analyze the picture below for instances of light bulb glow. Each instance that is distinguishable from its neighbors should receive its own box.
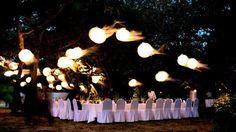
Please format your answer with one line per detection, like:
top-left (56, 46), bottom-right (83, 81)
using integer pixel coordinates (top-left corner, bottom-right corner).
top-left (177, 54), bottom-right (189, 66)
top-left (116, 28), bottom-right (130, 42)
top-left (137, 42), bottom-right (154, 58)
top-left (155, 71), bottom-right (169, 82)
top-left (89, 27), bottom-right (106, 44)
top-left (18, 49), bottom-right (34, 63)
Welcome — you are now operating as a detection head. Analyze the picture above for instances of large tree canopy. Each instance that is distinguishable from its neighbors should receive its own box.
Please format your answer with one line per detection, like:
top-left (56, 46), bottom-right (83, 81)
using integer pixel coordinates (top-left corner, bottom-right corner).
top-left (0, 0), bottom-right (234, 99)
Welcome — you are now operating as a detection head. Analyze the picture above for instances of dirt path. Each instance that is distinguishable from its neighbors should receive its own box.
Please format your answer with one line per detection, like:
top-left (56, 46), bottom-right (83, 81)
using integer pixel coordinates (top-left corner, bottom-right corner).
top-left (0, 108), bottom-right (213, 132)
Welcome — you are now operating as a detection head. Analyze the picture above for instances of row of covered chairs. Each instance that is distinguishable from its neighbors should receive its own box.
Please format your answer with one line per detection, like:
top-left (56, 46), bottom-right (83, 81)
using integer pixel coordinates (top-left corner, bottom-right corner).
top-left (97, 98), bottom-right (199, 123)
top-left (50, 97), bottom-right (199, 123)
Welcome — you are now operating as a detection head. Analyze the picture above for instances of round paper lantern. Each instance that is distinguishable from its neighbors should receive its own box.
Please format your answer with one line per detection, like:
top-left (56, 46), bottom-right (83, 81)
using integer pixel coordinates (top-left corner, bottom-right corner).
top-left (18, 49), bottom-right (34, 63)
top-left (116, 28), bottom-right (130, 42)
top-left (89, 27), bottom-right (106, 44)
top-left (137, 42), bottom-right (154, 58)
top-left (155, 71), bottom-right (169, 82)
top-left (177, 54), bottom-right (189, 66)
top-left (187, 58), bottom-right (198, 69)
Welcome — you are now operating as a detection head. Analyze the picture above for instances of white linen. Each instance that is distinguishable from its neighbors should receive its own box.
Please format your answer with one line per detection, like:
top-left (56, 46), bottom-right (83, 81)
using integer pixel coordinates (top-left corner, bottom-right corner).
top-left (114, 98), bottom-right (126, 122)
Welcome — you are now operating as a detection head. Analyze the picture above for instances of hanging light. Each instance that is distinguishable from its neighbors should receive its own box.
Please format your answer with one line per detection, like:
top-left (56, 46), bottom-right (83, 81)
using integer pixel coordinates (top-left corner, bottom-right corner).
top-left (128, 79), bottom-right (137, 87)
top-left (177, 54), bottom-right (189, 66)
top-left (4, 71), bottom-right (14, 77)
top-left (42, 67), bottom-right (51, 76)
top-left (46, 75), bottom-right (55, 83)
top-left (25, 77), bottom-right (32, 83)
top-left (137, 42), bottom-right (154, 58)
top-left (187, 58), bottom-right (198, 69)
top-left (155, 71), bottom-right (169, 82)
top-left (57, 57), bottom-right (73, 68)
top-left (20, 81), bottom-right (27, 87)
top-left (56, 85), bottom-right (62, 90)
top-left (18, 49), bottom-right (34, 64)
top-left (116, 28), bottom-right (130, 42)
top-left (91, 75), bottom-right (101, 84)
top-left (89, 27), bottom-right (106, 44)
top-left (9, 62), bottom-right (18, 70)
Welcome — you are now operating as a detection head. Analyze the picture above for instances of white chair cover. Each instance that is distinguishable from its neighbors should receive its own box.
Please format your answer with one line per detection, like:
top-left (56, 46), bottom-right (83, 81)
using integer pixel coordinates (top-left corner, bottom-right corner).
top-left (66, 99), bottom-right (74, 120)
top-left (59, 99), bottom-right (68, 119)
top-left (163, 99), bottom-right (173, 119)
top-left (51, 99), bottom-right (59, 117)
top-left (139, 98), bottom-right (154, 121)
top-left (97, 98), bottom-right (114, 123)
top-left (114, 98), bottom-right (126, 122)
top-left (125, 99), bottom-right (139, 122)
top-left (72, 99), bottom-right (88, 122)
top-left (172, 98), bottom-right (182, 119)
top-left (153, 98), bottom-right (164, 120)
top-left (192, 98), bottom-right (199, 117)
top-left (181, 98), bottom-right (193, 118)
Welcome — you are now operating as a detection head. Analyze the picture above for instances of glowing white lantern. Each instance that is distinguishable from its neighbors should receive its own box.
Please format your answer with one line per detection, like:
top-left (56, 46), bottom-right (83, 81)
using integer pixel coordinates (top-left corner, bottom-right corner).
top-left (73, 47), bottom-right (83, 59)
top-left (128, 79), bottom-right (137, 87)
top-left (37, 83), bottom-right (42, 88)
top-left (137, 42), bottom-right (154, 58)
top-left (56, 85), bottom-right (62, 90)
top-left (9, 62), bottom-right (18, 70)
top-left (58, 74), bottom-right (66, 81)
top-left (42, 67), bottom-right (51, 76)
top-left (177, 54), bottom-right (189, 66)
top-left (116, 28), bottom-right (130, 41)
top-left (48, 83), bottom-right (54, 88)
top-left (20, 81), bottom-right (27, 87)
top-left (89, 27), bottom-right (106, 44)
top-left (69, 83), bottom-right (74, 87)
top-left (79, 85), bottom-right (86, 91)
top-left (57, 57), bottom-right (73, 68)
top-left (46, 75), bottom-right (55, 83)
top-left (53, 69), bottom-right (61, 75)
top-left (187, 58), bottom-right (198, 69)
top-left (61, 81), bottom-right (69, 88)
top-left (4, 71), bottom-right (14, 77)
top-left (18, 49), bottom-right (34, 63)
top-left (25, 77), bottom-right (31, 83)
top-left (155, 71), bottom-right (169, 82)
top-left (91, 75), bottom-right (101, 84)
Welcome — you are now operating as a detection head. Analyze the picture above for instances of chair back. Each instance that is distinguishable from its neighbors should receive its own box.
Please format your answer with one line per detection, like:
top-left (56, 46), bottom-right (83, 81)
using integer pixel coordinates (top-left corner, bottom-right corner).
top-left (103, 98), bottom-right (112, 110)
top-left (185, 98), bottom-right (192, 108)
top-left (116, 98), bottom-right (126, 110)
top-left (164, 98), bottom-right (173, 109)
top-left (145, 98), bottom-right (153, 109)
top-left (174, 98), bottom-right (182, 109)
top-left (130, 99), bottom-right (139, 110)
top-left (156, 98), bottom-right (164, 109)
top-left (72, 99), bottom-right (78, 112)
top-left (193, 98), bottom-right (199, 108)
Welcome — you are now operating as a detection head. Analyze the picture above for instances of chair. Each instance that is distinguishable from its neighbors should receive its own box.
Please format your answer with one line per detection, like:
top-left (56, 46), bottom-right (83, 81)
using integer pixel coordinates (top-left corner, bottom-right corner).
top-left (172, 98), bottom-right (182, 119)
top-left (114, 98), bottom-right (126, 122)
top-left (66, 99), bottom-right (74, 120)
top-left (139, 98), bottom-right (154, 121)
top-left (125, 99), bottom-right (139, 122)
top-left (181, 98), bottom-right (193, 118)
top-left (153, 98), bottom-right (164, 120)
top-left (192, 98), bottom-right (199, 117)
top-left (51, 99), bottom-right (59, 117)
top-left (97, 98), bottom-right (114, 123)
top-left (163, 98), bottom-right (173, 119)
top-left (58, 99), bottom-right (68, 120)
top-left (72, 99), bottom-right (88, 122)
